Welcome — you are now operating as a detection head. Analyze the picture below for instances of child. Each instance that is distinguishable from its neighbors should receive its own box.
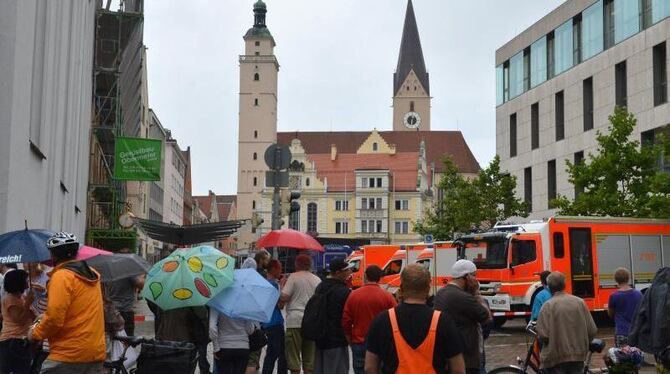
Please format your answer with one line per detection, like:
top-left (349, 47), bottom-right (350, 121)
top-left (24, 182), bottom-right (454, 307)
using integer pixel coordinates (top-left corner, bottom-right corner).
top-left (608, 267), bottom-right (643, 347)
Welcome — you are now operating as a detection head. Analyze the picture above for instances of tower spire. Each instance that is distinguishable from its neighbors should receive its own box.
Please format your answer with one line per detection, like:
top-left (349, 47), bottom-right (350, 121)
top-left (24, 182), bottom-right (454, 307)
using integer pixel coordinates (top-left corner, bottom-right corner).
top-left (394, 0), bottom-right (429, 96)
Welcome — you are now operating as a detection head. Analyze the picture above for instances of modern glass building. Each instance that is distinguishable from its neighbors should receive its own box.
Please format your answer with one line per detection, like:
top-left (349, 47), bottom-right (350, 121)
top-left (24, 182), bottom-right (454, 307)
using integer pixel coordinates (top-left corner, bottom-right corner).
top-left (495, 0), bottom-right (670, 218)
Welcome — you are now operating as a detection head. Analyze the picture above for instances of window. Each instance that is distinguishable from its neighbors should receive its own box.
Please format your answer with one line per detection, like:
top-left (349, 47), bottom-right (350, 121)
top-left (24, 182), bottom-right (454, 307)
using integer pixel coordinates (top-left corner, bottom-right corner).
top-left (573, 14), bottom-right (582, 64)
top-left (531, 102), bottom-right (539, 150)
top-left (376, 220), bottom-right (383, 233)
top-left (254, 130), bottom-right (258, 138)
top-left (254, 98), bottom-right (259, 106)
top-left (376, 197), bottom-right (383, 209)
top-left (496, 65), bottom-right (504, 105)
top-left (306, 178), bottom-right (310, 187)
top-left (369, 198), bottom-right (375, 210)
top-left (511, 240), bottom-right (537, 266)
top-left (361, 198), bottom-right (367, 209)
top-left (604, 0), bottom-right (615, 48)
top-left (307, 203), bottom-right (317, 232)
top-left (253, 152), bottom-right (257, 160)
top-left (614, 0), bottom-right (640, 43)
top-left (255, 52), bottom-right (260, 56)
top-left (289, 208), bottom-right (300, 230)
top-left (383, 259), bottom-right (403, 276)
top-left (510, 113), bottom-right (517, 157)
top-left (553, 232), bottom-right (565, 258)
top-left (555, 91), bottom-right (565, 141)
top-left (653, 42), bottom-right (667, 106)
top-left (335, 200), bottom-right (349, 211)
top-left (524, 167), bottom-right (532, 212)
top-left (252, 200), bottom-right (256, 210)
top-left (509, 51), bottom-right (524, 98)
top-left (410, 101), bottom-right (415, 111)
top-left (652, 0), bottom-right (670, 24)
top-left (372, 142), bottom-right (378, 151)
top-left (574, 151), bottom-right (585, 197)
top-left (548, 159), bottom-right (557, 208)
top-left (394, 221), bottom-right (409, 234)
top-left (253, 177), bottom-right (257, 186)
top-left (530, 36), bottom-right (547, 87)
top-left (583, 77), bottom-right (594, 131)
top-left (547, 31), bottom-right (555, 78)
top-left (335, 221), bottom-right (349, 234)
top-left (362, 178), bottom-right (367, 188)
top-left (554, 19), bottom-right (574, 75)
top-left (582, 0), bottom-right (604, 60)
top-left (368, 178), bottom-right (375, 188)
top-left (503, 61), bottom-right (510, 102)
top-left (615, 60), bottom-right (627, 107)
top-left (361, 220), bottom-right (368, 233)
top-left (255, 41), bottom-right (260, 46)
top-left (395, 199), bottom-right (409, 210)
top-left (254, 73), bottom-right (259, 81)
top-left (369, 220), bottom-right (376, 232)
top-left (523, 47), bottom-right (531, 91)
top-left (376, 178), bottom-right (382, 188)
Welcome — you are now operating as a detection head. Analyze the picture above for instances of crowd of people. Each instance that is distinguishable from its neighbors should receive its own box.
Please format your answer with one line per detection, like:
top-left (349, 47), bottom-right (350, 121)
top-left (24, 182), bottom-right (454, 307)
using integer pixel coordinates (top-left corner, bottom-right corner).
top-left (0, 230), bottom-right (668, 374)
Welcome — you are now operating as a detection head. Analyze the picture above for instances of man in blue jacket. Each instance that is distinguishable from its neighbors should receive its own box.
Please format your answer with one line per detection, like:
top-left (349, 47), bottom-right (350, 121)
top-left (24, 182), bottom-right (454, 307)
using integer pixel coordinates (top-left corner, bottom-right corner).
top-left (531, 271), bottom-right (552, 321)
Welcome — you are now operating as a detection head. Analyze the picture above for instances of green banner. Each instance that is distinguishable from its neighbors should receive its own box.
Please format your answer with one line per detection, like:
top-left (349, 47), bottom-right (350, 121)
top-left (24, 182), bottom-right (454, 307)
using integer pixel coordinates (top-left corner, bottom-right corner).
top-left (114, 137), bottom-right (162, 181)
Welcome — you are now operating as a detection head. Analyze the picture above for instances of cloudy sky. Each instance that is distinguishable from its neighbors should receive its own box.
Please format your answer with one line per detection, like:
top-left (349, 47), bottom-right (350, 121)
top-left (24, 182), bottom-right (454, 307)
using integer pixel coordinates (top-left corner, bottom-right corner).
top-left (144, 0), bottom-right (564, 196)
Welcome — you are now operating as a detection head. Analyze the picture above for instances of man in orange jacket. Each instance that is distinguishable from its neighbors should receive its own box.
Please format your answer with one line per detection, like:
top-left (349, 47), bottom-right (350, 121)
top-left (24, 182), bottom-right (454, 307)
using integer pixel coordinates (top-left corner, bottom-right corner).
top-left (29, 232), bottom-right (106, 373)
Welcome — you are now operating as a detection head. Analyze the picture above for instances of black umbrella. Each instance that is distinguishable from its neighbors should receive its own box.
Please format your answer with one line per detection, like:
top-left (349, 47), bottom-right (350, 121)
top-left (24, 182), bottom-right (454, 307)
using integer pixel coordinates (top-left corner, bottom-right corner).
top-left (86, 253), bottom-right (151, 282)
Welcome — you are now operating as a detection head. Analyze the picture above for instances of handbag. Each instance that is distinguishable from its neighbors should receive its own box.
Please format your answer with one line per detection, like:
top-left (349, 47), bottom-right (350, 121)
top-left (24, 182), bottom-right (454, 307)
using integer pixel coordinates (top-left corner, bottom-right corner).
top-left (248, 328), bottom-right (268, 351)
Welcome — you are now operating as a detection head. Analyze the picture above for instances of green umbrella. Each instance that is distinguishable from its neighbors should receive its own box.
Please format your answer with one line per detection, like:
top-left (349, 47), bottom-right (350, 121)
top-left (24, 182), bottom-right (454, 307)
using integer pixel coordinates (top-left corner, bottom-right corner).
top-left (141, 245), bottom-right (235, 310)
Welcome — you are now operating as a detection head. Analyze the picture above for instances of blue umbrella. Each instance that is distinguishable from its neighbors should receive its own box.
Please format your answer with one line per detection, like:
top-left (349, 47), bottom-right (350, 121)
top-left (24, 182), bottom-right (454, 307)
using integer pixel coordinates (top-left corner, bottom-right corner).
top-left (0, 228), bottom-right (54, 264)
top-left (207, 268), bottom-right (279, 323)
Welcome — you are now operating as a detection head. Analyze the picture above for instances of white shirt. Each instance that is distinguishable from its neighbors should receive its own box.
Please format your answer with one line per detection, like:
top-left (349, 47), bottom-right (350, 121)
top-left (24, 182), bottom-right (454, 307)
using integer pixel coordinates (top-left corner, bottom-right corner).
top-left (282, 271), bottom-right (321, 328)
top-left (208, 309), bottom-right (256, 351)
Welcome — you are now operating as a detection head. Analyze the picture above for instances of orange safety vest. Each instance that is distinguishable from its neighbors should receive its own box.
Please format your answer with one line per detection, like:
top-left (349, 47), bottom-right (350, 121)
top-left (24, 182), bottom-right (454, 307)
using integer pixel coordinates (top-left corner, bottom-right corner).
top-left (388, 307), bottom-right (440, 374)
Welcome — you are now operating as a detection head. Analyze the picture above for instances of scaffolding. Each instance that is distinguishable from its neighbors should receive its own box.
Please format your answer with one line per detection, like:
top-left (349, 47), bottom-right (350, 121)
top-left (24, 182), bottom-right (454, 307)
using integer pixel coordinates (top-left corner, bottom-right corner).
top-left (87, 0), bottom-right (144, 250)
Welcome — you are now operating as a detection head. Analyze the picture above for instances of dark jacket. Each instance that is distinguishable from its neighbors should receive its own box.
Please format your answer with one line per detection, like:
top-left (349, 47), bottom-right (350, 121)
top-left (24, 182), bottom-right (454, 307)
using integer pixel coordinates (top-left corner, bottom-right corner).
top-left (629, 267), bottom-right (670, 354)
top-left (433, 284), bottom-right (490, 369)
top-left (313, 277), bottom-right (351, 350)
top-left (149, 303), bottom-right (210, 345)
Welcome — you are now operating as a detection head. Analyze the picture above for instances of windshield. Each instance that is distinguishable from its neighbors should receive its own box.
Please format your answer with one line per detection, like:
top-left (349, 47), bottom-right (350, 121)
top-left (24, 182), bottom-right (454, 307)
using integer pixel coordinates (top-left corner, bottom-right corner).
top-left (416, 258), bottom-right (432, 273)
top-left (349, 259), bottom-right (361, 273)
top-left (462, 239), bottom-right (508, 269)
top-left (383, 259), bottom-right (403, 276)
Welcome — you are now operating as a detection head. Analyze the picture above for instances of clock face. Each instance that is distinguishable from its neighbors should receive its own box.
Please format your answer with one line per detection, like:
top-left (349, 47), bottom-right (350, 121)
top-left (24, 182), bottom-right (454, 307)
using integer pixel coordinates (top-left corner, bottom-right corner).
top-left (403, 111), bottom-right (421, 129)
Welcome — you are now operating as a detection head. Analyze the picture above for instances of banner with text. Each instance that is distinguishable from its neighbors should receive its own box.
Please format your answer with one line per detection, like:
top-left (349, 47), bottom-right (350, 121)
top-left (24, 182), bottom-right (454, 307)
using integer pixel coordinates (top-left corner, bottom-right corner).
top-left (114, 137), bottom-right (162, 181)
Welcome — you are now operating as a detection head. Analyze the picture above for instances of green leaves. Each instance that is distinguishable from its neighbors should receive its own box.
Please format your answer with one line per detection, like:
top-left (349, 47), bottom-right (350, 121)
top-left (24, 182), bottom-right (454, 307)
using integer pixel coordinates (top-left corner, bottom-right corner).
top-left (414, 155), bottom-right (528, 240)
top-left (553, 107), bottom-right (670, 218)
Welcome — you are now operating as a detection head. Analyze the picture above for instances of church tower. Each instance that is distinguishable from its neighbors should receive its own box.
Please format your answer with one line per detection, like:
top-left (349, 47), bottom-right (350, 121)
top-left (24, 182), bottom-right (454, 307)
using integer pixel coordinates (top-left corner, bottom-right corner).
top-left (392, 0), bottom-right (431, 131)
top-left (237, 0), bottom-right (278, 248)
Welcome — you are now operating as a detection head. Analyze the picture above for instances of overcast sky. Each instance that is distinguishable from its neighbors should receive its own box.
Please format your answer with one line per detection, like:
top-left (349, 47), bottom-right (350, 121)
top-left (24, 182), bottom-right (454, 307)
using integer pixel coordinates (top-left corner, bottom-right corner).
top-left (144, 0), bottom-right (564, 196)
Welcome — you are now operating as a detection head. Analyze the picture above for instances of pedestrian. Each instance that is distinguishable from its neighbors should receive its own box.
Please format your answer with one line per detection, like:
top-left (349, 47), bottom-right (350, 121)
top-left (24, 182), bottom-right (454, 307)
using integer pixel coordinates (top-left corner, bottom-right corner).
top-left (311, 258), bottom-right (353, 374)
top-left (209, 307), bottom-right (258, 374)
top-left (104, 275), bottom-right (144, 337)
top-left (28, 232), bottom-right (106, 373)
top-left (261, 259), bottom-right (287, 374)
top-left (0, 263), bottom-right (18, 333)
top-left (102, 288), bottom-right (126, 363)
top-left (342, 265), bottom-right (396, 374)
top-left (254, 250), bottom-right (271, 278)
top-left (629, 267), bottom-right (670, 360)
top-left (24, 263), bottom-right (50, 374)
top-left (530, 270), bottom-right (552, 321)
top-left (607, 267), bottom-right (642, 348)
top-left (0, 269), bottom-right (35, 374)
top-left (433, 260), bottom-right (491, 374)
top-left (536, 271), bottom-right (597, 373)
top-left (247, 251), bottom-right (270, 374)
top-left (280, 254), bottom-right (321, 374)
top-left (365, 264), bottom-right (465, 374)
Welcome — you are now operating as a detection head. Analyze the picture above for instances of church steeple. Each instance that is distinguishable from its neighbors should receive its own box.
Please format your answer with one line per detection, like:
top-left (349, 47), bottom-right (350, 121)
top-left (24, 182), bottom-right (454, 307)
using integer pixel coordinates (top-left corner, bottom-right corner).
top-left (394, 0), bottom-right (429, 96)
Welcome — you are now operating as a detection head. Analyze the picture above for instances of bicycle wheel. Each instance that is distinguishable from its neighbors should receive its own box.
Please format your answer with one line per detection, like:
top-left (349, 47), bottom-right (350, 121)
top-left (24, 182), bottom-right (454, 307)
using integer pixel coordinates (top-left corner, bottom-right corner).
top-left (487, 366), bottom-right (527, 374)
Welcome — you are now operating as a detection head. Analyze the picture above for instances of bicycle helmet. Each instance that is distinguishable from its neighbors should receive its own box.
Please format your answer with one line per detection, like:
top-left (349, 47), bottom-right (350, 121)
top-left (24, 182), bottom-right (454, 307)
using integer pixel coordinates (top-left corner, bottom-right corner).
top-left (46, 232), bottom-right (79, 259)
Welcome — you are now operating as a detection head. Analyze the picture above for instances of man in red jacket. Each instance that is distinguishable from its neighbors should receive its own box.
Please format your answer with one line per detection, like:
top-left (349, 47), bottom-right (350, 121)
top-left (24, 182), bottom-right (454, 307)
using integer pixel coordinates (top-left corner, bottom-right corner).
top-left (342, 265), bottom-right (396, 374)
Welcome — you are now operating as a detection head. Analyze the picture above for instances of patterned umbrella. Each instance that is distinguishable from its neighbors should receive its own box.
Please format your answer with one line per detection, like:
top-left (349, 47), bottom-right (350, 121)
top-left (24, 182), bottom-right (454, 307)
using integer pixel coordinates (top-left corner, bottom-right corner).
top-left (140, 246), bottom-right (235, 310)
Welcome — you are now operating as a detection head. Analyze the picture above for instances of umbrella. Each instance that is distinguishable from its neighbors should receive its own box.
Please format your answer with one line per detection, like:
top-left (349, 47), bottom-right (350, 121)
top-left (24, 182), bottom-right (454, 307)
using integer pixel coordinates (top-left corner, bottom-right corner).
top-left (256, 229), bottom-right (325, 252)
top-left (77, 246), bottom-right (112, 261)
top-left (86, 253), bottom-right (151, 282)
top-left (207, 268), bottom-right (279, 323)
top-left (0, 228), bottom-right (54, 264)
top-left (140, 245), bottom-right (235, 310)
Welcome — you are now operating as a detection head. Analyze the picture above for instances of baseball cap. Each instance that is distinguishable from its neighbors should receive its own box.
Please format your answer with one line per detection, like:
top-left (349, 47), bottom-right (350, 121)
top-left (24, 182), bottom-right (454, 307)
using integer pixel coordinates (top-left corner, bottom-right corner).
top-left (329, 258), bottom-right (355, 273)
top-left (451, 259), bottom-right (477, 278)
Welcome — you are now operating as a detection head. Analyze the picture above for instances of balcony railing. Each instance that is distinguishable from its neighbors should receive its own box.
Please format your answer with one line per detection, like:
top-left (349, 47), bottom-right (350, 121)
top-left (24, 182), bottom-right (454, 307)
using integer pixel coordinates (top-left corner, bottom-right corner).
top-left (239, 55), bottom-right (279, 65)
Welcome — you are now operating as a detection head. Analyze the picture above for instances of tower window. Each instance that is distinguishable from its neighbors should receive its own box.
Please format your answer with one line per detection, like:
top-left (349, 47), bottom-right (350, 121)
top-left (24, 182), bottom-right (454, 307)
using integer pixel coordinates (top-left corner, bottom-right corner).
top-left (252, 200), bottom-right (256, 210)
top-left (414, 86), bottom-right (417, 91)
top-left (255, 52), bottom-right (260, 56)
top-left (406, 86), bottom-right (410, 91)
top-left (372, 142), bottom-right (378, 151)
top-left (306, 178), bottom-right (310, 187)
top-left (254, 98), bottom-right (259, 106)
top-left (254, 73), bottom-right (259, 81)
top-left (255, 41), bottom-right (260, 46)
top-left (253, 177), bottom-right (257, 186)
top-left (253, 152), bottom-right (257, 160)
top-left (410, 101), bottom-right (414, 111)
top-left (254, 130), bottom-right (258, 139)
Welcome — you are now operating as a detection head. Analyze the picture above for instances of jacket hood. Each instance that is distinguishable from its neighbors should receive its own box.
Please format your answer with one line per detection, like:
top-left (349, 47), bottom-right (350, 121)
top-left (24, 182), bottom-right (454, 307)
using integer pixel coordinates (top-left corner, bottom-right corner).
top-left (57, 260), bottom-right (100, 283)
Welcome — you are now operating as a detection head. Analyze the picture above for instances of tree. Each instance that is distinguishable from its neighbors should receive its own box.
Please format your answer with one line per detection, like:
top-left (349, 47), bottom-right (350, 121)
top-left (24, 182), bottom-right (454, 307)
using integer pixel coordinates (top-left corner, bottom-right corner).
top-left (414, 155), bottom-right (528, 240)
top-left (553, 107), bottom-right (670, 218)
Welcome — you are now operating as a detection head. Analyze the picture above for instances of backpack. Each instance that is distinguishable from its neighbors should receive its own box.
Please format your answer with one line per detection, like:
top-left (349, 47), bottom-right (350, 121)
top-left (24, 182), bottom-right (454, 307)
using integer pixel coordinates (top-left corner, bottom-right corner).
top-left (301, 289), bottom-right (330, 341)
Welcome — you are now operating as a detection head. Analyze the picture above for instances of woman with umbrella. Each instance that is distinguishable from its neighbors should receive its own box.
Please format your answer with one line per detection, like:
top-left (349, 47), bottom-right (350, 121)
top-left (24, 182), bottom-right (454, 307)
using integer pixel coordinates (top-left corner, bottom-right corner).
top-left (0, 269), bottom-right (36, 373)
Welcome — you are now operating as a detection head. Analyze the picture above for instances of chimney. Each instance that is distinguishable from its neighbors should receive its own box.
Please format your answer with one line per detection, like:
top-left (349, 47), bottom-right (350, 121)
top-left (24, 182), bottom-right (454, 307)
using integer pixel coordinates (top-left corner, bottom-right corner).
top-left (331, 144), bottom-right (337, 161)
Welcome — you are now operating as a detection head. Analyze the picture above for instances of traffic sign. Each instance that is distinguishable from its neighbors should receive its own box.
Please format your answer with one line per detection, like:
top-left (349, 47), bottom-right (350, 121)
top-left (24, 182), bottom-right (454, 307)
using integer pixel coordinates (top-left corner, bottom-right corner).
top-left (424, 234), bottom-right (434, 244)
top-left (264, 144), bottom-right (292, 170)
top-left (266, 170), bottom-right (289, 187)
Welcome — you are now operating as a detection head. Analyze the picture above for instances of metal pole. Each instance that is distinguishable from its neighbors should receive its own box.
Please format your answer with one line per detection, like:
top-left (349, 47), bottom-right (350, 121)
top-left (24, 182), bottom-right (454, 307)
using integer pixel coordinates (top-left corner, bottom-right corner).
top-left (271, 147), bottom-right (282, 259)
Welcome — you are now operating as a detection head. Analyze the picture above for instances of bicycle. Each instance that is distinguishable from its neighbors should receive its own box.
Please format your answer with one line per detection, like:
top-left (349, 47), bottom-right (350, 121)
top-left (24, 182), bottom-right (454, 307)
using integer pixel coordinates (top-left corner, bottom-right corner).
top-left (487, 322), bottom-right (608, 374)
top-left (104, 335), bottom-right (198, 374)
top-left (104, 335), bottom-right (145, 374)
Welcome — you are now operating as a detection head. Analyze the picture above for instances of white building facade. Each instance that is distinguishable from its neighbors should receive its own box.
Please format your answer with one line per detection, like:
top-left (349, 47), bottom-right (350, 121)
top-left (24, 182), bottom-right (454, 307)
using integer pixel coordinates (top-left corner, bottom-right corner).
top-left (496, 0), bottom-right (670, 219)
top-left (0, 0), bottom-right (97, 238)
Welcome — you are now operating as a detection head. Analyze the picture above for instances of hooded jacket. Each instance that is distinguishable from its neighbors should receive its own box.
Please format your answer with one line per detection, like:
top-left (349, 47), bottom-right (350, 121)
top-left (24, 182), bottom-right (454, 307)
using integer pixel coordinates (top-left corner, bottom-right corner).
top-left (629, 267), bottom-right (670, 354)
top-left (32, 260), bottom-right (106, 363)
top-left (312, 277), bottom-right (351, 350)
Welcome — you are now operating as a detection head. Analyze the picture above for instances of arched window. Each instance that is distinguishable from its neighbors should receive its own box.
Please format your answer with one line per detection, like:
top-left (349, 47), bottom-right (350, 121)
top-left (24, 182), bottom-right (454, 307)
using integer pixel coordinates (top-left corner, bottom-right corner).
top-left (372, 142), bottom-right (378, 151)
top-left (252, 200), bottom-right (256, 210)
top-left (306, 178), bottom-right (310, 187)
top-left (254, 130), bottom-right (258, 139)
top-left (253, 177), bottom-right (257, 186)
top-left (307, 203), bottom-right (317, 232)
top-left (410, 101), bottom-right (415, 111)
top-left (253, 152), bottom-right (257, 160)
top-left (254, 98), bottom-right (259, 106)
top-left (289, 207), bottom-right (300, 230)
top-left (255, 41), bottom-right (260, 46)
top-left (254, 73), bottom-right (260, 81)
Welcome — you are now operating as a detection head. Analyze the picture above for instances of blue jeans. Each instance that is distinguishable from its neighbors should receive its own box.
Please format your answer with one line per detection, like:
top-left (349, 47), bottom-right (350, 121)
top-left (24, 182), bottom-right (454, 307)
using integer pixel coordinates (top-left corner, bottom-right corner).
top-left (350, 343), bottom-right (366, 374)
top-left (262, 325), bottom-right (287, 374)
top-left (0, 338), bottom-right (32, 374)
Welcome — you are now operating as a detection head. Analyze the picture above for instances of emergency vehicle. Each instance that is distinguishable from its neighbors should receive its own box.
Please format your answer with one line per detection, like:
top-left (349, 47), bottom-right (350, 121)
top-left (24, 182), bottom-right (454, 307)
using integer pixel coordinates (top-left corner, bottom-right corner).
top-left (455, 216), bottom-right (670, 326)
top-left (346, 245), bottom-right (397, 288)
top-left (379, 244), bottom-right (426, 290)
top-left (385, 242), bottom-right (457, 296)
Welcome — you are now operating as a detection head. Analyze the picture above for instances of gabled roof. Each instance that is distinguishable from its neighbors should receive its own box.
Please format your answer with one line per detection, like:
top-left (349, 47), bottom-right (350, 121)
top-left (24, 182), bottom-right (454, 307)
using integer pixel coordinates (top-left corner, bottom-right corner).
top-left (277, 131), bottom-right (480, 174)
top-left (192, 195), bottom-right (212, 218)
top-left (216, 195), bottom-right (236, 221)
top-left (394, 0), bottom-right (429, 95)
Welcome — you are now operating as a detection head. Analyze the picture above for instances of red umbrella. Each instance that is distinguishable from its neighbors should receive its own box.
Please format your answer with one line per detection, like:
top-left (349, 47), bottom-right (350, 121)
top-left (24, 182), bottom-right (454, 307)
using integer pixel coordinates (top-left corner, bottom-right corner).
top-left (256, 229), bottom-right (324, 252)
top-left (77, 245), bottom-right (113, 261)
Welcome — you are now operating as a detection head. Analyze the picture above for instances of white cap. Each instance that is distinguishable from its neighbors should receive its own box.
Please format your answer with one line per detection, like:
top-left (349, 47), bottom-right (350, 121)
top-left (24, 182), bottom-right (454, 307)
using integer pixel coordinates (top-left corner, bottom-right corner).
top-left (451, 259), bottom-right (477, 278)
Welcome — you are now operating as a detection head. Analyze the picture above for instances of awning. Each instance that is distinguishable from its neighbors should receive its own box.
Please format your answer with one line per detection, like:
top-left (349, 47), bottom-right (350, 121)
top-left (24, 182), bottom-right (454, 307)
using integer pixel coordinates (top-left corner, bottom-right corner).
top-left (135, 218), bottom-right (245, 246)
